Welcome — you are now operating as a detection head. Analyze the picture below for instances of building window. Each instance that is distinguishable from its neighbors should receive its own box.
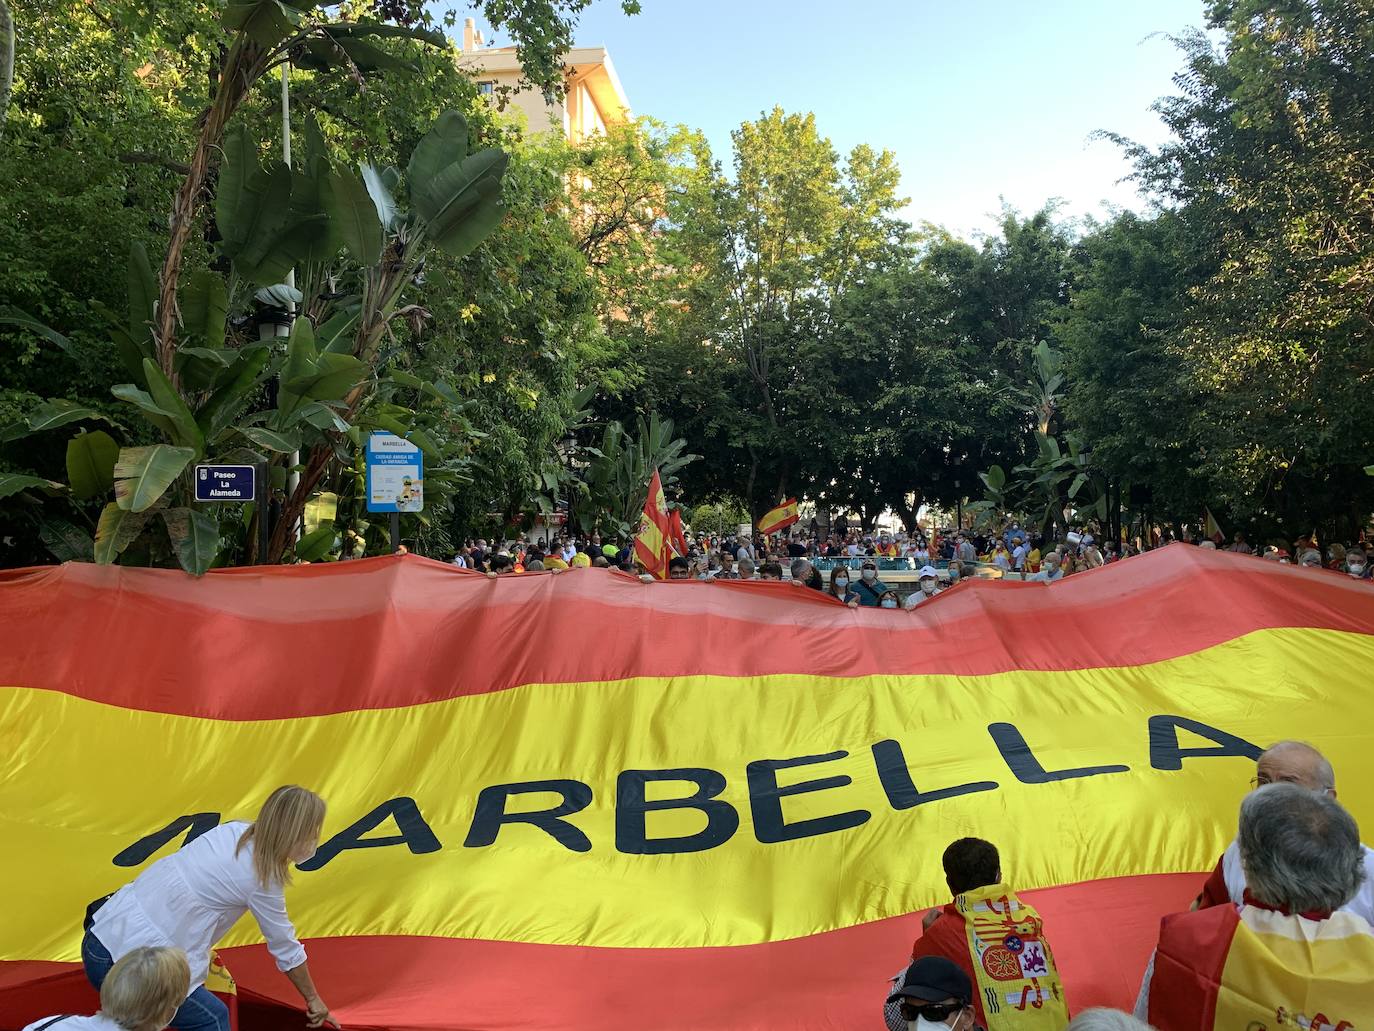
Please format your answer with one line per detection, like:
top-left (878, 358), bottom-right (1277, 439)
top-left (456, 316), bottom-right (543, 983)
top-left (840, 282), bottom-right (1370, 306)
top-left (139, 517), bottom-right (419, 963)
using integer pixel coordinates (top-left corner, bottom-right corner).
top-left (478, 81), bottom-right (495, 95)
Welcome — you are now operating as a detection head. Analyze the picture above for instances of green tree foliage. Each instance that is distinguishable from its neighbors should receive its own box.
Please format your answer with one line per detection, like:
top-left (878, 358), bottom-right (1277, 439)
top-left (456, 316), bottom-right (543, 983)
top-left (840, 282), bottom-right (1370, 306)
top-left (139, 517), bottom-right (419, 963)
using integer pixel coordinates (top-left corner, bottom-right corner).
top-left (0, 0), bottom-right (635, 565)
top-left (1057, 211), bottom-right (1209, 526)
top-left (1113, 0), bottom-right (1374, 538)
top-left (635, 107), bottom-right (907, 518)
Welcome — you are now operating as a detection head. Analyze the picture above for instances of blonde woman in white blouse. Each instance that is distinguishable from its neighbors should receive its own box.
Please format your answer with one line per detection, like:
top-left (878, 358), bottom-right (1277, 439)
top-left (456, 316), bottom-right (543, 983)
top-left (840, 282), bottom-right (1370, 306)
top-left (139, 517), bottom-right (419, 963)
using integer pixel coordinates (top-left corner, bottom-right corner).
top-left (82, 786), bottom-right (337, 1031)
top-left (24, 946), bottom-right (189, 1031)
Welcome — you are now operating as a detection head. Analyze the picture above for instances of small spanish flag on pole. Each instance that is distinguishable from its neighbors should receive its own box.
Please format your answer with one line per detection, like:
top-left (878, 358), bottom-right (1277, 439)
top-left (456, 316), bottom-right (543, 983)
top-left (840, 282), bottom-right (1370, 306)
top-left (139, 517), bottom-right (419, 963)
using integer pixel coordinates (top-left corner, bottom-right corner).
top-left (668, 507), bottom-right (690, 558)
top-left (634, 469), bottom-right (673, 578)
top-left (1204, 506), bottom-right (1225, 543)
top-left (758, 498), bottom-right (800, 536)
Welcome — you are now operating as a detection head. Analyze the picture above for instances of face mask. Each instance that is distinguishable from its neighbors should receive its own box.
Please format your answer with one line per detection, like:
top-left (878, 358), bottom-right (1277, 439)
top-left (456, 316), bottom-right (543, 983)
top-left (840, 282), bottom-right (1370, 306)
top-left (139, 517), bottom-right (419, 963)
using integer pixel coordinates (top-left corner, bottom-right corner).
top-left (1349, 564), bottom-right (1365, 575)
top-left (880, 599), bottom-right (898, 609)
top-left (921, 581), bottom-right (935, 594)
top-left (862, 569), bottom-right (876, 581)
top-left (909, 1017), bottom-right (958, 1031)
top-left (834, 578), bottom-right (849, 590)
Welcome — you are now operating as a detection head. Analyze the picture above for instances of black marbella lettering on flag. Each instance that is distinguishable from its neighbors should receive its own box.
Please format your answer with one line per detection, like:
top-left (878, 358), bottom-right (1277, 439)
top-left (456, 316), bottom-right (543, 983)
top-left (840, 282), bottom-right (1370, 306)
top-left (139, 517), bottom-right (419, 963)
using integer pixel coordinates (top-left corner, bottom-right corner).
top-left (113, 812), bottom-right (221, 866)
top-left (109, 716), bottom-right (1264, 863)
top-left (300, 796), bottom-right (441, 871)
top-left (463, 779), bottom-right (594, 853)
top-left (746, 750), bottom-right (872, 843)
top-left (616, 768), bottom-right (740, 854)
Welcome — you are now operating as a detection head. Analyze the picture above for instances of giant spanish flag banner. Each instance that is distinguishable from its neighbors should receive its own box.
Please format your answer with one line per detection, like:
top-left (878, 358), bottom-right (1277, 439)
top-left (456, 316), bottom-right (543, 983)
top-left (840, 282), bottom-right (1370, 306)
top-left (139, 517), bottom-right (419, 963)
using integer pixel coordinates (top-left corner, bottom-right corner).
top-left (2, 546), bottom-right (1374, 1030)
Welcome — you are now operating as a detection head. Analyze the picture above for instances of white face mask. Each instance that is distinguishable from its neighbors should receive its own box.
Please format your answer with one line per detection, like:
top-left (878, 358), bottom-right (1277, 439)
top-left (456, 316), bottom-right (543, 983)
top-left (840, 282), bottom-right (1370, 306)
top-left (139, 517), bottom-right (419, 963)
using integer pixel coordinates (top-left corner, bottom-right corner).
top-left (834, 578), bottom-right (848, 590)
top-left (909, 1017), bottom-right (955, 1031)
top-left (1349, 563), bottom-right (1365, 575)
top-left (921, 581), bottom-right (936, 594)
top-left (862, 568), bottom-right (877, 581)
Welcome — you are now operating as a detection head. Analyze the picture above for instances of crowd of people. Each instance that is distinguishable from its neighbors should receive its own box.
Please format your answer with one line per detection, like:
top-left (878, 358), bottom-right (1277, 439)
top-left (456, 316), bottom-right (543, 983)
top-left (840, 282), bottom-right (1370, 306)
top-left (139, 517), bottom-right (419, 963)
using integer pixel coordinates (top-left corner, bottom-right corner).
top-left (26, 742), bottom-right (1371, 1030)
top-left (439, 518), bottom-right (1374, 606)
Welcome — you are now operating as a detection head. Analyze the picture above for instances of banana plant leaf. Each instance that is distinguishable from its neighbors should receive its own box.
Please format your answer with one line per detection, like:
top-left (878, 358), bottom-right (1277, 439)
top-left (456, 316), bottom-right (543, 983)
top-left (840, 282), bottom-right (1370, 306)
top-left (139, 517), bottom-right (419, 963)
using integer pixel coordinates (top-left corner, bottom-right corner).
top-left (201, 345), bottom-right (274, 441)
top-left (2, 399), bottom-right (119, 442)
top-left (181, 268), bottom-right (228, 348)
top-left (323, 168), bottom-right (383, 266)
top-left (66, 430), bottom-right (119, 500)
top-left (216, 126), bottom-right (296, 284)
top-left (163, 507), bottom-right (221, 576)
top-left (361, 163), bottom-right (398, 229)
top-left (407, 111), bottom-right (469, 201)
top-left (142, 359), bottom-right (205, 455)
top-left (0, 473), bottom-right (64, 501)
top-left (39, 519), bottom-right (95, 563)
top-left (0, 305), bottom-right (70, 352)
top-left (284, 352), bottom-right (368, 402)
top-left (237, 426), bottom-right (301, 453)
top-left (113, 445), bottom-right (195, 513)
top-left (127, 242), bottom-right (156, 348)
top-left (294, 524), bottom-right (336, 561)
top-left (94, 502), bottom-right (152, 564)
top-left (221, 0), bottom-right (312, 47)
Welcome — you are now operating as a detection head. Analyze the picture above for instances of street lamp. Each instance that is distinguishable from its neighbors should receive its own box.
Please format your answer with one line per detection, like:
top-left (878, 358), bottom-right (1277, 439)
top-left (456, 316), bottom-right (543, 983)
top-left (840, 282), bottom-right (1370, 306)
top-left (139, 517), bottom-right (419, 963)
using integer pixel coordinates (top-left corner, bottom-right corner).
top-left (561, 434), bottom-right (576, 534)
top-left (954, 455), bottom-right (963, 531)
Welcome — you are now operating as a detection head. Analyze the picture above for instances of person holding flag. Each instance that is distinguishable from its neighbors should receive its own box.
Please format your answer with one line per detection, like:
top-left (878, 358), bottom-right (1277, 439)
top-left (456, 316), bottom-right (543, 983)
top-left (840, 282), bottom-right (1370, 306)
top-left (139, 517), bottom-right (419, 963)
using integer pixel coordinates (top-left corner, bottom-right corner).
top-left (757, 498), bottom-right (799, 537)
top-left (667, 507), bottom-right (690, 560)
top-left (634, 470), bottom-right (674, 579)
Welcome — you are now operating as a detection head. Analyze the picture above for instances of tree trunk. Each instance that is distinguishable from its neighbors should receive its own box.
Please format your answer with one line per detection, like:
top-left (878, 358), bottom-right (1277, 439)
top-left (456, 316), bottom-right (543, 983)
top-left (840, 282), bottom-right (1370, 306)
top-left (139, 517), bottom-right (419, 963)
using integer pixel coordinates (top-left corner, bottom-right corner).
top-left (266, 445), bottom-right (331, 562)
top-left (155, 39), bottom-right (265, 379)
top-left (745, 445), bottom-right (760, 528)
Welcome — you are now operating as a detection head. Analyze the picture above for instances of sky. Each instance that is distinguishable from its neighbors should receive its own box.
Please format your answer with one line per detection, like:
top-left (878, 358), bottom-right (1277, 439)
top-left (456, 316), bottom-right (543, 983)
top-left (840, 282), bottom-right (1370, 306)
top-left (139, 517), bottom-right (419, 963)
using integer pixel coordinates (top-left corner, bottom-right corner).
top-left (457, 0), bottom-right (1213, 239)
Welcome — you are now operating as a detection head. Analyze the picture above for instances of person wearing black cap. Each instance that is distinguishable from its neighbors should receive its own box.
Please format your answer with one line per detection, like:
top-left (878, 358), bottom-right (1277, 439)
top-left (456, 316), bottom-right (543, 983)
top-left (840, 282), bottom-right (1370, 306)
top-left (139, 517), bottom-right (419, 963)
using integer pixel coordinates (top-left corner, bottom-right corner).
top-left (853, 559), bottom-right (889, 606)
top-left (884, 956), bottom-right (978, 1031)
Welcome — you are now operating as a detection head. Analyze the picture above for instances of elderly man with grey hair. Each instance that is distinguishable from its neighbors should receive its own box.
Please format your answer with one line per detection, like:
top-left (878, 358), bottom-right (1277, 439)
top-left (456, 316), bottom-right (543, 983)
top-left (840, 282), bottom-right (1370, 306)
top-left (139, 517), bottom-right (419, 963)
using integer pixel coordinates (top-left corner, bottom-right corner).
top-left (1067, 1011), bottom-right (1153, 1031)
top-left (789, 557), bottom-right (820, 589)
top-left (1194, 739), bottom-right (1374, 923)
top-left (1135, 783), bottom-right (1374, 1026)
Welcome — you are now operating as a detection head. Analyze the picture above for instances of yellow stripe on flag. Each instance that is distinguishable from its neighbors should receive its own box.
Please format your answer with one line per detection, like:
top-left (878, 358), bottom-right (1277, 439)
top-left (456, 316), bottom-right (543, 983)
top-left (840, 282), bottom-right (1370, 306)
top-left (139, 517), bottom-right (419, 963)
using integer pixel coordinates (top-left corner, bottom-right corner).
top-left (3, 627), bottom-right (1373, 966)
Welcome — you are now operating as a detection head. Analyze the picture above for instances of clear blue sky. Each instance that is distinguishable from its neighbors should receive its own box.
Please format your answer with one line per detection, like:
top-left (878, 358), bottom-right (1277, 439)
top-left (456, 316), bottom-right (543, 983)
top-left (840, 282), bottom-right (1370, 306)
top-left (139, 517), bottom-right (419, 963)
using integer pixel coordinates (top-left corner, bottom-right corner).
top-left (457, 0), bottom-right (1212, 238)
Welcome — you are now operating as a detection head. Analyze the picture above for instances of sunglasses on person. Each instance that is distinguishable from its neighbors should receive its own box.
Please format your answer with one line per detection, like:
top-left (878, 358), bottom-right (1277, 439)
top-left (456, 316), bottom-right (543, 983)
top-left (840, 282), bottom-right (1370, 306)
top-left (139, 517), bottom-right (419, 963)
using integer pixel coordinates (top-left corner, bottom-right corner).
top-left (898, 1001), bottom-right (965, 1023)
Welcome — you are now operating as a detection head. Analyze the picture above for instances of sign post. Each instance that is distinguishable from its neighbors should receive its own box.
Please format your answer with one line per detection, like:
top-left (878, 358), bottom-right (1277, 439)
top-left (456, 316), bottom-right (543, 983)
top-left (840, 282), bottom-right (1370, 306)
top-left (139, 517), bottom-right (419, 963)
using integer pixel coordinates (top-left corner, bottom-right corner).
top-left (255, 463), bottom-right (269, 564)
top-left (365, 433), bottom-right (423, 554)
top-left (194, 464), bottom-right (256, 503)
top-left (193, 462), bottom-right (265, 563)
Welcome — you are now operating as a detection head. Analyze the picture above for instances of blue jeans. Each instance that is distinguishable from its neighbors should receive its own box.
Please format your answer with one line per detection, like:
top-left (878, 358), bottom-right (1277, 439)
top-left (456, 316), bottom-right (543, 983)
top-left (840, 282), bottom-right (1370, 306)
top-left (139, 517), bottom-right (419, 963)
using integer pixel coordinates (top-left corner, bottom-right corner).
top-left (82, 930), bottom-right (230, 1031)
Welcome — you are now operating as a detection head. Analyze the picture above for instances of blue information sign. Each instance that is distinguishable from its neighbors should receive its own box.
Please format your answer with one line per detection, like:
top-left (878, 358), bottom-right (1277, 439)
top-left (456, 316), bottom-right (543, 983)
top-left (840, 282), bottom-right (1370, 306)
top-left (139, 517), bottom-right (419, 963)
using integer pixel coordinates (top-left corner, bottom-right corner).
top-left (365, 432), bottom-right (424, 513)
top-left (194, 464), bottom-right (256, 502)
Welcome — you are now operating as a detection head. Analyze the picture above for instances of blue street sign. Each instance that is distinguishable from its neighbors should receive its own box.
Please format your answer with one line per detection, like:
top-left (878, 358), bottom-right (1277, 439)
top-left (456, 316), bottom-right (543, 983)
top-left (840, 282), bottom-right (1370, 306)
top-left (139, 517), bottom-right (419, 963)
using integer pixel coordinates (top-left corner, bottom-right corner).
top-left (365, 432), bottom-right (424, 513)
top-left (194, 464), bottom-right (256, 503)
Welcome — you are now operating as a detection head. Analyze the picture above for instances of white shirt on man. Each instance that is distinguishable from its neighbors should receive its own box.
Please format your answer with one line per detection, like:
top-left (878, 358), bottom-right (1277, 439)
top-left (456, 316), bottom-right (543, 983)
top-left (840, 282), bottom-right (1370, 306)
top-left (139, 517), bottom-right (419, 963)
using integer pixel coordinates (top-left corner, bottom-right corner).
top-left (91, 821), bottom-right (306, 995)
top-left (23, 1015), bottom-right (126, 1031)
top-left (1217, 837), bottom-right (1374, 923)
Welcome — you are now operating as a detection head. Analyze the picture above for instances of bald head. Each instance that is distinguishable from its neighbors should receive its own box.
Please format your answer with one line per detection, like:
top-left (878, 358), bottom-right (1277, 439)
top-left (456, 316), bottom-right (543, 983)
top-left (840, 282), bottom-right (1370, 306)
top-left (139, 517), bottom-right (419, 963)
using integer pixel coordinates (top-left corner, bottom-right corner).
top-left (1257, 741), bottom-right (1336, 796)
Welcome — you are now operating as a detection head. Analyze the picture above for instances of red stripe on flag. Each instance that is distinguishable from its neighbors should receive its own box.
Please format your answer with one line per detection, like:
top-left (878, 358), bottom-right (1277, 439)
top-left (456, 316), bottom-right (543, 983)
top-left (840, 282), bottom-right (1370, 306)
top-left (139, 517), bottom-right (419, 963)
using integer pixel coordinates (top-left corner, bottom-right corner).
top-left (0, 874), bottom-right (1201, 1030)
top-left (3, 547), bottom-right (1374, 720)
